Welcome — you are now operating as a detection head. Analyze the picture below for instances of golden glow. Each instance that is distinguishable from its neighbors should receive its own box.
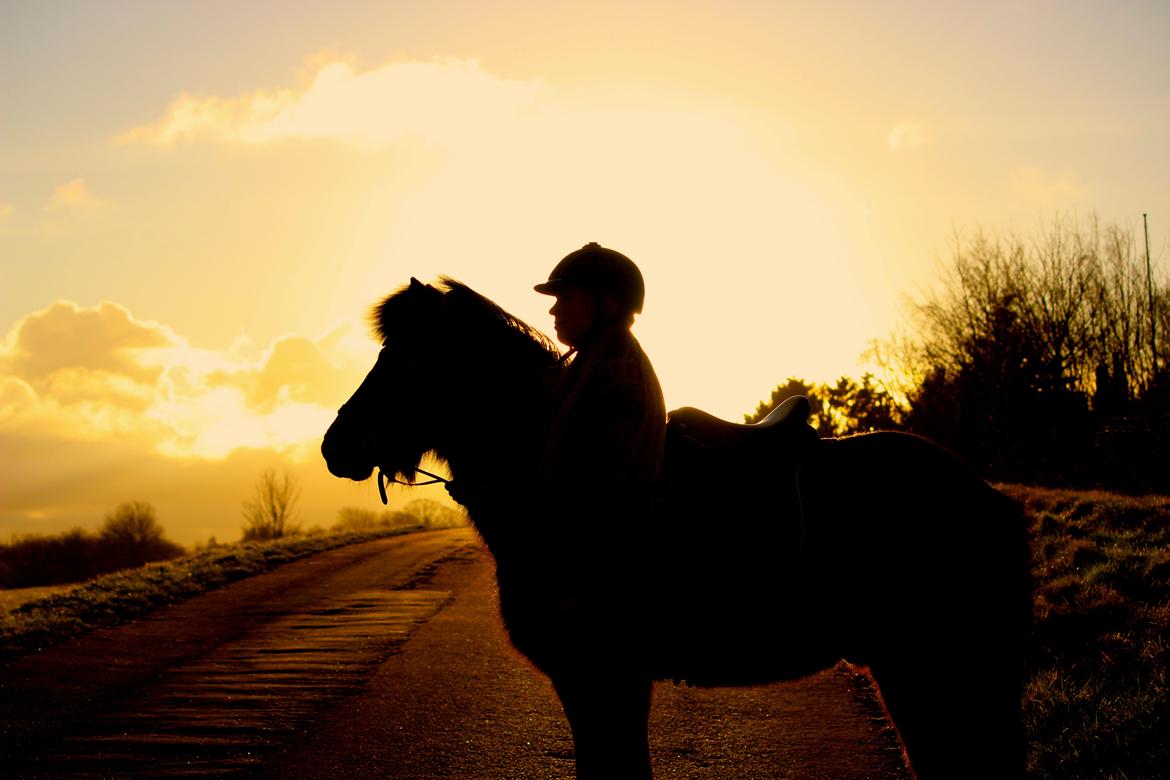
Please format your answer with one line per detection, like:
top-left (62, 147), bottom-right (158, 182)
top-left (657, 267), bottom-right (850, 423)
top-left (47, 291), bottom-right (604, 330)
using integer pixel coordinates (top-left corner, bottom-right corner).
top-left (4, 2), bottom-right (1168, 544)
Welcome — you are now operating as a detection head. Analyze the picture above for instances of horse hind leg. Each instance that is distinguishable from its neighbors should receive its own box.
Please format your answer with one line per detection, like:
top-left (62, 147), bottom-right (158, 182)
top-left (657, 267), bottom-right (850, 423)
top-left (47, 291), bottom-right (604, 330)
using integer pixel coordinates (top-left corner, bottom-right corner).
top-left (867, 635), bottom-right (1026, 780)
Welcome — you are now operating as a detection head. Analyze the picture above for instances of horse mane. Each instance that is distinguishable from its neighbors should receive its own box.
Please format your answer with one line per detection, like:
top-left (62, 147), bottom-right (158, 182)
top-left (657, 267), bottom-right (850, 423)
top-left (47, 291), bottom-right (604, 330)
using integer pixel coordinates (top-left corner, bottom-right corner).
top-left (369, 276), bottom-right (560, 367)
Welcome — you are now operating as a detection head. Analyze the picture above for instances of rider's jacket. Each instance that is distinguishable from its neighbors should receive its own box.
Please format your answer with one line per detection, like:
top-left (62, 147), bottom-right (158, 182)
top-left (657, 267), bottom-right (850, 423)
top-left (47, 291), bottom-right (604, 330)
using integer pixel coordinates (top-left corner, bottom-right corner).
top-left (542, 323), bottom-right (666, 519)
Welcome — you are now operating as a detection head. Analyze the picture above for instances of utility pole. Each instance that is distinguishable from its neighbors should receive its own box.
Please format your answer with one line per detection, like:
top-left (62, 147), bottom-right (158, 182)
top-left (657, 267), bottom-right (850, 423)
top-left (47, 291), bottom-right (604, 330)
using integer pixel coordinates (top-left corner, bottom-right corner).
top-left (1144, 213), bottom-right (1158, 378)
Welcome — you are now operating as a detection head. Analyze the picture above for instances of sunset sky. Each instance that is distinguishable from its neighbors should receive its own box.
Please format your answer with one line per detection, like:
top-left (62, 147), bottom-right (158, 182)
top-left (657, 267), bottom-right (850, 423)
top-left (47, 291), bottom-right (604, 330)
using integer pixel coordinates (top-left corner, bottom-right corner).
top-left (3, 1), bottom-right (1169, 545)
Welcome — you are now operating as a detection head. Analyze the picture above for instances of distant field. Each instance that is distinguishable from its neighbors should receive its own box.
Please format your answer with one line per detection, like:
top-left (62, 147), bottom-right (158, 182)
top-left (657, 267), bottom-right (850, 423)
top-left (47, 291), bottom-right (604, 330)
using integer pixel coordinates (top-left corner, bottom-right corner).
top-left (0, 584), bottom-right (78, 613)
top-left (1001, 484), bottom-right (1170, 780)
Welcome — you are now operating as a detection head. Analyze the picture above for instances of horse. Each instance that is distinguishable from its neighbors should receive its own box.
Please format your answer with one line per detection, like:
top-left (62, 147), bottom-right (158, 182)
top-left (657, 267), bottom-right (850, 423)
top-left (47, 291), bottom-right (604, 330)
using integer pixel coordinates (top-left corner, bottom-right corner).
top-left (321, 277), bottom-right (1032, 779)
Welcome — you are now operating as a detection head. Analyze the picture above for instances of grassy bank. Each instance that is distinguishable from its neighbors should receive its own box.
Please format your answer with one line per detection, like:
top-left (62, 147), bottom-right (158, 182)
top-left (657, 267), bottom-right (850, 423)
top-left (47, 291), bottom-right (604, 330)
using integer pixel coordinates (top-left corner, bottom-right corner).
top-left (0, 525), bottom-right (425, 660)
top-left (1002, 484), bottom-right (1170, 779)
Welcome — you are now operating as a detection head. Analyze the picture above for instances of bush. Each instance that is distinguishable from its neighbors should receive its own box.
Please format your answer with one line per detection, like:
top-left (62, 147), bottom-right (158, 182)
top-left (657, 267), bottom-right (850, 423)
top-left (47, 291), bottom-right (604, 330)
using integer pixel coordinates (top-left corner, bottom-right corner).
top-left (0, 503), bottom-right (185, 589)
top-left (332, 502), bottom-right (463, 533)
top-left (877, 217), bottom-right (1170, 490)
top-left (99, 501), bottom-right (185, 572)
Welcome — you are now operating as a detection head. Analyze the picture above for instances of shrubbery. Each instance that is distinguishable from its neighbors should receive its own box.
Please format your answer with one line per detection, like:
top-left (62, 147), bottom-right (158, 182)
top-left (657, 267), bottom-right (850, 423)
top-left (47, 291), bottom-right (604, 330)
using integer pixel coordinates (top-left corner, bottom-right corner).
top-left (332, 498), bottom-right (466, 533)
top-left (888, 218), bottom-right (1169, 490)
top-left (0, 502), bottom-right (184, 589)
top-left (754, 217), bottom-right (1170, 492)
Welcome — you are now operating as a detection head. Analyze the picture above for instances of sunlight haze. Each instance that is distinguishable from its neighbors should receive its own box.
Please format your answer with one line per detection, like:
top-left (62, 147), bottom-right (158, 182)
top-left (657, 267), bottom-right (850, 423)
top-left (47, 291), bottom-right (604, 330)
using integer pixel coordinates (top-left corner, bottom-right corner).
top-left (3, 0), bottom-right (1169, 544)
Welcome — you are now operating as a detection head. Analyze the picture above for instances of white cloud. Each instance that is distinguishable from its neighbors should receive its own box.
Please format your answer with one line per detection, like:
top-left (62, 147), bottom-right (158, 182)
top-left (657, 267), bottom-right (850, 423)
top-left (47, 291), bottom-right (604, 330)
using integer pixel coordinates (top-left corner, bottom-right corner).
top-left (46, 178), bottom-right (109, 210)
top-left (117, 57), bottom-right (545, 149)
top-left (207, 332), bottom-right (360, 413)
top-left (2, 300), bottom-right (179, 386)
top-left (1012, 167), bottom-right (1088, 201)
top-left (886, 121), bottom-right (929, 151)
top-left (0, 301), bottom-right (372, 460)
top-left (0, 377), bottom-right (37, 424)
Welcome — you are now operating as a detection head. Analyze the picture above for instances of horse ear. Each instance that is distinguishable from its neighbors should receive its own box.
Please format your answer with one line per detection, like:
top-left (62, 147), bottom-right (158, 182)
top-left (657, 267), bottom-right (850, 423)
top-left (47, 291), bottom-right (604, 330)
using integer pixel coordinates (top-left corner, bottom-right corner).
top-left (409, 277), bottom-right (424, 290)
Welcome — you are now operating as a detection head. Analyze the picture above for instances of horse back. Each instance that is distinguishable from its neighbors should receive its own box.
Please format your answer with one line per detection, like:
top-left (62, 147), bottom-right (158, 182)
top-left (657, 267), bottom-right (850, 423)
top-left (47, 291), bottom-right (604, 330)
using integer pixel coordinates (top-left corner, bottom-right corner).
top-left (799, 431), bottom-right (1032, 644)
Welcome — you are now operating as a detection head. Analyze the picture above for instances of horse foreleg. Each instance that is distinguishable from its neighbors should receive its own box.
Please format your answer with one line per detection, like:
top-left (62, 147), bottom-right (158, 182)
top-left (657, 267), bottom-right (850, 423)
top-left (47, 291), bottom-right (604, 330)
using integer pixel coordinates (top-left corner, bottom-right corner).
top-left (551, 672), bottom-right (653, 780)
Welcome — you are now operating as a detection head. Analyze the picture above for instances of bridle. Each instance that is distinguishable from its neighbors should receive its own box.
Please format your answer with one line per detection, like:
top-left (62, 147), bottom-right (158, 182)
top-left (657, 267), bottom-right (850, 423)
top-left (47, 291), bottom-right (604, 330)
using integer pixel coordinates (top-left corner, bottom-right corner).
top-left (367, 344), bottom-right (574, 504)
top-left (377, 466), bottom-right (449, 505)
top-left (334, 343), bottom-right (453, 505)
top-left (334, 397), bottom-right (451, 505)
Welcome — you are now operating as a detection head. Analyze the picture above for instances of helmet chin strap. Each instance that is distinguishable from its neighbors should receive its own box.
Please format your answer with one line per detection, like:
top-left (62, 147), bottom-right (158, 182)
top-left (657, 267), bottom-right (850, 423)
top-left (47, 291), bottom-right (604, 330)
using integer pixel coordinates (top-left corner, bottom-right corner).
top-left (377, 466), bottom-right (450, 505)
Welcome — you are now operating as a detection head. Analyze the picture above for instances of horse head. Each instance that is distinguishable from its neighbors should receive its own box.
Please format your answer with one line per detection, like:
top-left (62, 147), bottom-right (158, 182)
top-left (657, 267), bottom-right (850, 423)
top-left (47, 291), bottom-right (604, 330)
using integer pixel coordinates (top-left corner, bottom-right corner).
top-left (321, 276), bottom-right (560, 491)
top-left (321, 278), bottom-right (450, 485)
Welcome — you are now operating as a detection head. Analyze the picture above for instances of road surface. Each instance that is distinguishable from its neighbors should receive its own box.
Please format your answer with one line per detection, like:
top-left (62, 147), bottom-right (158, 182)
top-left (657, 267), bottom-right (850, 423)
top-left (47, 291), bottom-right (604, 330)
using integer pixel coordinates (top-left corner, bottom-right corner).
top-left (1, 528), bottom-right (912, 778)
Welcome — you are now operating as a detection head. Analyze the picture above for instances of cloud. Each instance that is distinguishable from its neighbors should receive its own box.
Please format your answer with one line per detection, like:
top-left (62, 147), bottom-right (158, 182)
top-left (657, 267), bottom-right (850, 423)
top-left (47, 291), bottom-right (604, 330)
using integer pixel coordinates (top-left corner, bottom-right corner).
top-left (1012, 167), bottom-right (1087, 201)
top-left (207, 332), bottom-right (358, 413)
top-left (46, 178), bottom-right (109, 210)
top-left (887, 121), bottom-right (929, 151)
top-left (0, 303), bottom-right (406, 546)
top-left (0, 301), bottom-right (393, 547)
top-left (0, 377), bottom-right (37, 424)
top-left (0, 301), bottom-right (371, 459)
top-left (3, 300), bottom-right (179, 387)
top-left (117, 57), bottom-right (545, 149)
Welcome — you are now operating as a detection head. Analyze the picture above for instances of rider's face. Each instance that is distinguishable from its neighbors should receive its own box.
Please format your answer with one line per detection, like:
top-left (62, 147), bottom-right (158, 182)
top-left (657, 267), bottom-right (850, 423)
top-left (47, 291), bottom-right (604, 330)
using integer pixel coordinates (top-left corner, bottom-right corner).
top-left (549, 286), bottom-right (595, 347)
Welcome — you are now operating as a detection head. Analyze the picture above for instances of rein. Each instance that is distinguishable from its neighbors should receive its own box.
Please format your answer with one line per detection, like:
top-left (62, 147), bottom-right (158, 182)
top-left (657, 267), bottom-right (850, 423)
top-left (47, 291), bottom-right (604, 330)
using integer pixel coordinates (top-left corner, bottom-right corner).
top-left (377, 467), bottom-right (450, 505)
top-left (335, 398), bottom-right (452, 505)
top-left (371, 347), bottom-right (569, 506)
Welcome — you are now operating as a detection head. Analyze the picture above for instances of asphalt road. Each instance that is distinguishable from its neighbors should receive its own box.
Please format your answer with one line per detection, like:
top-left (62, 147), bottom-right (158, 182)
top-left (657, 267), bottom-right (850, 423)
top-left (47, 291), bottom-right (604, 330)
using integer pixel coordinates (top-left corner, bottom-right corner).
top-left (1, 528), bottom-right (912, 779)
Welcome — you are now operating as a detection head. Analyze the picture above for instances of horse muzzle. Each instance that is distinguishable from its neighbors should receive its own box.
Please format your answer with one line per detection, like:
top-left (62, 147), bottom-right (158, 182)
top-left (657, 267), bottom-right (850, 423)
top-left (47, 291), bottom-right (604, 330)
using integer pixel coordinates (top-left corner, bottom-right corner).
top-left (321, 418), bottom-right (377, 481)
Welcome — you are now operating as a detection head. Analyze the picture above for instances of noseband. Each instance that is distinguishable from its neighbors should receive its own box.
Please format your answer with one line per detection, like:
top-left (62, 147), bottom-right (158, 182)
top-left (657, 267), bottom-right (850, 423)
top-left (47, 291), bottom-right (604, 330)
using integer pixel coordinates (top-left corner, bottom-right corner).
top-left (377, 467), bottom-right (450, 505)
top-left (334, 397), bottom-right (451, 504)
top-left (334, 341), bottom-right (455, 505)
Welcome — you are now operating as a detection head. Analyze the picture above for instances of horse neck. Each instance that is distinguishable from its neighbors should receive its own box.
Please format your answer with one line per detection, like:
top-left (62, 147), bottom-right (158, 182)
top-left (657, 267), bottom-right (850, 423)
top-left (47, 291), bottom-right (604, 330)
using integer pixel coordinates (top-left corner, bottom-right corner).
top-left (440, 383), bottom-right (544, 482)
top-left (434, 361), bottom-right (552, 553)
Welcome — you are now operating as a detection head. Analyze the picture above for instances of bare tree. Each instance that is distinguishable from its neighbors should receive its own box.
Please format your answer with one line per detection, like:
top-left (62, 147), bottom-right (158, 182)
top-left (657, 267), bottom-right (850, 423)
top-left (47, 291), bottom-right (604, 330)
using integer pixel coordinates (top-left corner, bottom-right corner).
top-left (870, 215), bottom-right (1169, 485)
top-left (241, 469), bottom-right (301, 541)
top-left (896, 217), bottom-right (1168, 405)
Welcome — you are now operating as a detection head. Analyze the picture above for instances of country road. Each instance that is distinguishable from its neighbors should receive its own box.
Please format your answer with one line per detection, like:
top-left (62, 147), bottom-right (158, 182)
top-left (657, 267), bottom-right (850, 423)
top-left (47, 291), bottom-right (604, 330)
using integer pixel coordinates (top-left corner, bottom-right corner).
top-left (1, 528), bottom-right (912, 779)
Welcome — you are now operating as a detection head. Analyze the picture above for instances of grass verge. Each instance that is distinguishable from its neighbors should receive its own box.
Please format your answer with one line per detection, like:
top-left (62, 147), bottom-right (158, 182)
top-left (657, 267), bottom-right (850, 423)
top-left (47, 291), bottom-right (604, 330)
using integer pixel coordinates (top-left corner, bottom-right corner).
top-left (0, 585), bottom-right (78, 613)
top-left (1001, 484), bottom-right (1170, 780)
top-left (0, 525), bottom-right (426, 660)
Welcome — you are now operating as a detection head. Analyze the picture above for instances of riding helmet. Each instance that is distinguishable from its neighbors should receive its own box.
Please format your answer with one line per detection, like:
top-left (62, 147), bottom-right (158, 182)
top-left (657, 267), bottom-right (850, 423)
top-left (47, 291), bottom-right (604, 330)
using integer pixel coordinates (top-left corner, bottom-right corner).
top-left (534, 242), bottom-right (646, 314)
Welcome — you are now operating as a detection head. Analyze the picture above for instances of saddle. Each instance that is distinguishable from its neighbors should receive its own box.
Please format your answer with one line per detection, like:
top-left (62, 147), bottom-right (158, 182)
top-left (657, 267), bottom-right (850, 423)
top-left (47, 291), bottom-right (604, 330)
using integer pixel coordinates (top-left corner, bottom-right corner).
top-left (653, 396), bottom-right (818, 683)
top-left (666, 395), bottom-right (819, 457)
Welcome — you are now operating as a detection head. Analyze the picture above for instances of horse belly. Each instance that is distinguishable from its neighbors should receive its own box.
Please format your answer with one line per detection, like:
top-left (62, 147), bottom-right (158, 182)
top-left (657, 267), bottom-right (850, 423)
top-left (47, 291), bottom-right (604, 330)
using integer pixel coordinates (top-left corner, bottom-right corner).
top-left (645, 550), bottom-right (842, 687)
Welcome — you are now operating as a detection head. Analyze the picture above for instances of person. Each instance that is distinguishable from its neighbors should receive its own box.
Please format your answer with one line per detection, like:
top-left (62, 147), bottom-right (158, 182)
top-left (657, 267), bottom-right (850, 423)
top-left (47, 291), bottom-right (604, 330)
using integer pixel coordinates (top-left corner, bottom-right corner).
top-left (534, 242), bottom-right (667, 526)
top-left (444, 240), bottom-right (666, 575)
top-left (456, 243), bottom-right (666, 777)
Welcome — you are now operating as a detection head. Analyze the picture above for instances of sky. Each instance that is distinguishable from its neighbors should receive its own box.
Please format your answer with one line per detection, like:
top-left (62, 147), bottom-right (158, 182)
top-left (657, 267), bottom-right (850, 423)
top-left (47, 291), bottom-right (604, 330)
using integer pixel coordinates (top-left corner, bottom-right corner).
top-left (3, 0), bottom-right (1169, 545)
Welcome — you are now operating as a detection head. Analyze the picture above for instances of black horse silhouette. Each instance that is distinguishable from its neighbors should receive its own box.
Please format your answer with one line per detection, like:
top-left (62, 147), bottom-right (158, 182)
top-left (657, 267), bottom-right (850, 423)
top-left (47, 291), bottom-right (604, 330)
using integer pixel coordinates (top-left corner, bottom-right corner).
top-left (321, 277), bottom-right (1032, 779)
